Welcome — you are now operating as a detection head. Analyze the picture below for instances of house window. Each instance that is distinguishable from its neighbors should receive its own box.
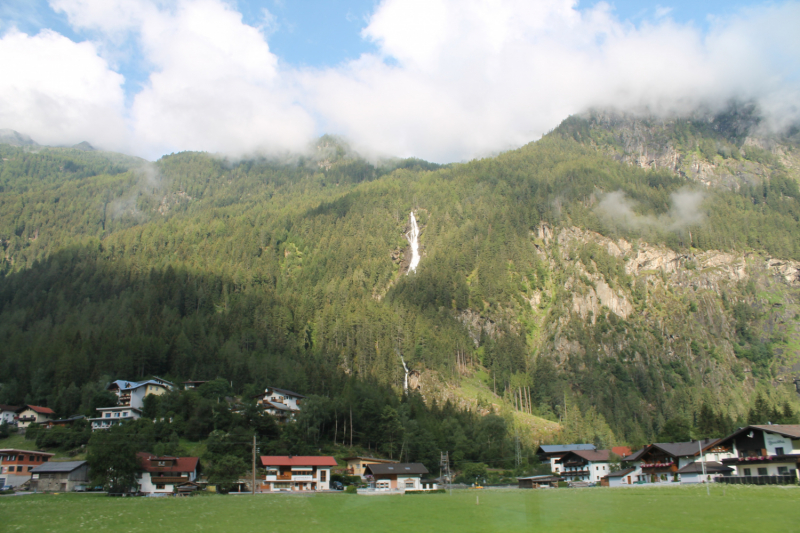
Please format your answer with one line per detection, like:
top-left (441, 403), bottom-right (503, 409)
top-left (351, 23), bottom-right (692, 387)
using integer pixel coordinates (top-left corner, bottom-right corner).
top-left (105, 413), bottom-right (111, 418)
top-left (17, 466), bottom-right (24, 472)
top-left (29, 456), bottom-right (35, 461)
top-left (757, 468), bottom-right (768, 476)
top-left (777, 466), bottom-right (788, 475)
top-left (320, 470), bottom-right (327, 482)
top-left (156, 484), bottom-right (166, 490)
top-left (774, 447), bottom-right (784, 456)
top-left (27, 467), bottom-right (33, 471)
top-left (158, 462), bottom-right (166, 466)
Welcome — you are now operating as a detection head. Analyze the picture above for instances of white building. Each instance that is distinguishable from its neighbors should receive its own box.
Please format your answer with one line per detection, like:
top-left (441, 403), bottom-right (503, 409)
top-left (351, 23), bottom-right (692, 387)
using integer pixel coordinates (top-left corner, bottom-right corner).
top-left (255, 387), bottom-right (304, 422)
top-left (89, 407), bottom-right (142, 430)
top-left (107, 378), bottom-right (175, 410)
top-left (364, 463), bottom-right (431, 491)
top-left (260, 456), bottom-right (336, 491)
top-left (622, 439), bottom-right (733, 483)
top-left (136, 453), bottom-right (199, 494)
top-left (603, 466), bottom-right (641, 487)
top-left (15, 405), bottom-right (55, 428)
top-left (676, 461), bottom-right (733, 483)
top-left (536, 444), bottom-right (596, 475)
top-left (0, 404), bottom-right (19, 426)
top-left (555, 450), bottom-right (613, 483)
top-left (714, 425), bottom-right (800, 481)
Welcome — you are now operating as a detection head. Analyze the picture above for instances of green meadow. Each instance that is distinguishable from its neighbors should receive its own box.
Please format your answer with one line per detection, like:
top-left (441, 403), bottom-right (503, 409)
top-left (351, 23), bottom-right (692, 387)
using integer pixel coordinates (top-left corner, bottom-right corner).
top-left (2, 485), bottom-right (798, 533)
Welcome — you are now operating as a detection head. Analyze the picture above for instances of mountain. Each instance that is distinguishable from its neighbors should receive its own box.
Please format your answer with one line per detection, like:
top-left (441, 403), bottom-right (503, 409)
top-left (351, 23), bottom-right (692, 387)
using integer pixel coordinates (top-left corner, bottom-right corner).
top-left (0, 129), bottom-right (37, 147)
top-left (1, 105), bottom-right (799, 458)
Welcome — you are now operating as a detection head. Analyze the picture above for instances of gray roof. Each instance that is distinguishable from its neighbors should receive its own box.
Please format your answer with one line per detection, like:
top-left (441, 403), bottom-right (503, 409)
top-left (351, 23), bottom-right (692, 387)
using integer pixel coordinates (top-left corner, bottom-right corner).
top-left (677, 461), bottom-right (733, 474)
top-left (538, 444), bottom-right (596, 455)
top-left (31, 461), bottom-right (87, 473)
top-left (623, 439), bottom-right (719, 462)
top-left (365, 463), bottom-right (429, 476)
top-left (267, 387), bottom-right (305, 399)
top-left (606, 467), bottom-right (636, 478)
top-left (517, 475), bottom-right (562, 481)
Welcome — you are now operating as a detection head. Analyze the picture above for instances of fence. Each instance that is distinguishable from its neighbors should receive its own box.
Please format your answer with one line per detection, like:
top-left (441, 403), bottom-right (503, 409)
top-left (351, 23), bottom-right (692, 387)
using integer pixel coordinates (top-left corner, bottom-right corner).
top-left (715, 475), bottom-right (797, 485)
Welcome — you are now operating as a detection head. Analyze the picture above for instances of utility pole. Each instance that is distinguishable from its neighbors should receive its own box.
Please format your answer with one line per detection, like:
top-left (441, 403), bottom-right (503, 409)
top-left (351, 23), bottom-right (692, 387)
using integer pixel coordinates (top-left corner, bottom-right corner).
top-left (699, 439), bottom-right (709, 496)
top-left (440, 452), bottom-right (452, 495)
top-left (252, 434), bottom-right (257, 496)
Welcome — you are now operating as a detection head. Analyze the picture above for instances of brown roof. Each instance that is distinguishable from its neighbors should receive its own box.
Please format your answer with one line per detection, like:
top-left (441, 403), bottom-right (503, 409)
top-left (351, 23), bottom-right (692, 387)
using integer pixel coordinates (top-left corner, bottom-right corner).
top-left (260, 456), bottom-right (338, 467)
top-left (559, 450), bottom-right (611, 463)
top-left (17, 405), bottom-right (55, 415)
top-left (343, 456), bottom-right (398, 463)
top-left (365, 463), bottom-right (429, 476)
top-left (623, 439), bottom-right (719, 461)
top-left (137, 452), bottom-right (199, 474)
top-left (0, 405), bottom-right (20, 412)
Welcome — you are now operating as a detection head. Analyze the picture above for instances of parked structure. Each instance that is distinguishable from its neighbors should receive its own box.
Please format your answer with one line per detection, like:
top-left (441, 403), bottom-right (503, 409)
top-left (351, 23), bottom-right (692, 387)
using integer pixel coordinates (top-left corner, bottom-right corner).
top-left (29, 461), bottom-right (90, 492)
top-left (136, 452), bottom-right (200, 495)
top-left (0, 404), bottom-right (19, 426)
top-left (260, 456), bottom-right (337, 491)
top-left (535, 444), bottom-right (596, 475)
top-left (0, 449), bottom-right (54, 488)
top-left (518, 475), bottom-right (561, 488)
top-left (107, 378), bottom-right (175, 410)
top-left (343, 456), bottom-right (398, 478)
top-left (364, 463), bottom-right (430, 491)
top-left (89, 406), bottom-right (142, 430)
top-left (555, 449), bottom-right (613, 483)
top-left (254, 387), bottom-right (304, 422)
top-left (15, 405), bottom-right (55, 428)
top-left (714, 425), bottom-right (800, 483)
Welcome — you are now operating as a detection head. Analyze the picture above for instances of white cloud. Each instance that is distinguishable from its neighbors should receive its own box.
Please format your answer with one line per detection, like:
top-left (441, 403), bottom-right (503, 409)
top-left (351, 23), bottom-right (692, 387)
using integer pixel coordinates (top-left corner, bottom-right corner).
top-left (0, 28), bottom-right (127, 149)
top-left (1, 0), bottom-right (799, 161)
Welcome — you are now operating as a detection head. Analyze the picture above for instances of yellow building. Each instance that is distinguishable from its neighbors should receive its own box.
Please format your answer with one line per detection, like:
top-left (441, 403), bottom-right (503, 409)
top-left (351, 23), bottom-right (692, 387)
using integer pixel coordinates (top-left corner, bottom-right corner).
top-left (343, 456), bottom-right (399, 478)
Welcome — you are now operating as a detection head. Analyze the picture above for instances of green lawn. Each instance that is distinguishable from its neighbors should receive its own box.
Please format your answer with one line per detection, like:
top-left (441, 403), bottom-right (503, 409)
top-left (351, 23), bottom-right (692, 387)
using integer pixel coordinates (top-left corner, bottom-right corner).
top-left (3, 485), bottom-right (798, 533)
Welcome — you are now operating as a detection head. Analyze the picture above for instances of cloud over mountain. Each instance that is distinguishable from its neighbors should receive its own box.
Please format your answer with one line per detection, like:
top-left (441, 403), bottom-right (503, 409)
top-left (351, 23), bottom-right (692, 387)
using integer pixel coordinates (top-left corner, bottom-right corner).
top-left (1, 0), bottom-right (799, 161)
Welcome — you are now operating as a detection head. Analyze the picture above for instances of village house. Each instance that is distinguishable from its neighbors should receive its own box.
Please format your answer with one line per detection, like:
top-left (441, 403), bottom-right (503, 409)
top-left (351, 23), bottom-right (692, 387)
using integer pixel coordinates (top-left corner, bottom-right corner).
top-left (517, 475), bottom-right (562, 488)
top-left (29, 461), bottom-right (90, 492)
top-left (601, 467), bottom-right (640, 487)
top-left (535, 444), bottom-right (596, 475)
top-left (107, 377), bottom-right (175, 410)
top-left (623, 438), bottom-right (729, 483)
top-left (136, 452), bottom-right (200, 495)
top-left (15, 405), bottom-right (55, 428)
top-left (364, 463), bottom-right (429, 491)
top-left (254, 387), bottom-right (303, 422)
top-left (713, 424), bottom-right (800, 483)
top-left (0, 449), bottom-right (54, 488)
top-left (343, 456), bottom-right (398, 478)
top-left (260, 456), bottom-right (337, 492)
top-left (554, 449), bottom-right (614, 483)
top-left (89, 406), bottom-right (142, 431)
top-left (44, 415), bottom-right (86, 429)
top-left (0, 404), bottom-right (19, 426)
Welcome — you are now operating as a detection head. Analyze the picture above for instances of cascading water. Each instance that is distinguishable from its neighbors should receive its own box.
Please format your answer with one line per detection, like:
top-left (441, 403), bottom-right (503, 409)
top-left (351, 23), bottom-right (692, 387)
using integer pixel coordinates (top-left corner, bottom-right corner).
top-left (406, 212), bottom-right (421, 274)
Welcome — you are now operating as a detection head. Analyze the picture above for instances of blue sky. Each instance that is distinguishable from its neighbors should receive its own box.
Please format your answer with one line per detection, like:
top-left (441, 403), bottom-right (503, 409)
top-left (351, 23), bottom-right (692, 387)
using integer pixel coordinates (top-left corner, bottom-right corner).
top-left (0, 0), bottom-right (797, 161)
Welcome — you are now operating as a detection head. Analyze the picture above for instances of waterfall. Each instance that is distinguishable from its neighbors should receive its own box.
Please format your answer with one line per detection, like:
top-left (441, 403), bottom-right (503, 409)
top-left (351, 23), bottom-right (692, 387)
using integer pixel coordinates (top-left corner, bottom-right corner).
top-left (399, 353), bottom-right (410, 393)
top-left (406, 212), bottom-right (421, 274)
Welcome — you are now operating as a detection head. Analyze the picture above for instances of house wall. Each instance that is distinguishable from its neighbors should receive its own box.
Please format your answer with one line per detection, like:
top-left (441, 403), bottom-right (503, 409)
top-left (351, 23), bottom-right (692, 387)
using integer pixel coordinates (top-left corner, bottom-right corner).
top-left (262, 466), bottom-right (330, 491)
top-left (1, 410), bottom-right (16, 425)
top-left (32, 465), bottom-right (90, 492)
top-left (16, 409), bottom-right (51, 428)
top-left (734, 462), bottom-right (798, 477)
top-left (0, 452), bottom-right (52, 487)
top-left (680, 472), bottom-right (715, 484)
top-left (588, 462), bottom-right (610, 482)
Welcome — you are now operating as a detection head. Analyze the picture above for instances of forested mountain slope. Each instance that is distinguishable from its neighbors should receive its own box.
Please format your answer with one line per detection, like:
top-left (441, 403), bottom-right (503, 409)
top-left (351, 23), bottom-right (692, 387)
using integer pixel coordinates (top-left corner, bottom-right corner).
top-left (1, 107), bottom-right (799, 453)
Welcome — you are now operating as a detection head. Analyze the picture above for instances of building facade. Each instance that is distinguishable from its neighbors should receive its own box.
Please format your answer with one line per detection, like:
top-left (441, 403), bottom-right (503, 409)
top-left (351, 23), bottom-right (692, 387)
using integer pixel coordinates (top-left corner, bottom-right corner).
top-left (555, 450), bottom-right (613, 483)
top-left (107, 378), bottom-right (174, 410)
top-left (15, 405), bottom-right (55, 428)
top-left (535, 444), bottom-right (597, 475)
top-left (260, 456), bottom-right (337, 491)
top-left (715, 425), bottom-right (800, 482)
top-left (364, 463), bottom-right (430, 491)
top-left (0, 404), bottom-right (19, 426)
top-left (255, 387), bottom-right (304, 422)
top-left (89, 407), bottom-right (142, 430)
top-left (0, 449), bottom-right (54, 488)
top-left (343, 456), bottom-right (398, 478)
top-left (136, 453), bottom-right (199, 494)
top-left (29, 461), bottom-right (90, 492)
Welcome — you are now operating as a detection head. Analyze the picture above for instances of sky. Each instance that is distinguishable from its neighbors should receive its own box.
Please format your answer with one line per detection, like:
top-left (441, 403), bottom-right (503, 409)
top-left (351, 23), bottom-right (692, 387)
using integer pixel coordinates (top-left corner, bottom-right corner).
top-left (0, 0), bottom-right (798, 162)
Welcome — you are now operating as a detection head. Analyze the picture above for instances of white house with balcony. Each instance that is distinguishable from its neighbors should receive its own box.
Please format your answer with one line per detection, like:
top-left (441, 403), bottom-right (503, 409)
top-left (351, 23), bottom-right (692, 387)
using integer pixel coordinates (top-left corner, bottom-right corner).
top-left (254, 387), bottom-right (304, 422)
top-left (89, 407), bottom-right (142, 430)
top-left (136, 452), bottom-right (199, 494)
top-left (259, 456), bottom-right (336, 491)
top-left (15, 405), bottom-right (55, 428)
top-left (107, 378), bottom-right (175, 410)
top-left (714, 425), bottom-right (800, 482)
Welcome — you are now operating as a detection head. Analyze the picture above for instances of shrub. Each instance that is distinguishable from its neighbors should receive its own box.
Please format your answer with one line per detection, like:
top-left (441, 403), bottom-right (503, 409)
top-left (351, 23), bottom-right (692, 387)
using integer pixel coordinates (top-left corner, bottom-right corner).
top-left (345, 485), bottom-right (357, 494)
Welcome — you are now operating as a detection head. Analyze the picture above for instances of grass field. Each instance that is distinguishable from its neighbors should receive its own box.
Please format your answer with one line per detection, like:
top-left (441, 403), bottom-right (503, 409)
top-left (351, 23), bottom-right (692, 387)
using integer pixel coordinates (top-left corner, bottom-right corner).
top-left (3, 485), bottom-right (799, 533)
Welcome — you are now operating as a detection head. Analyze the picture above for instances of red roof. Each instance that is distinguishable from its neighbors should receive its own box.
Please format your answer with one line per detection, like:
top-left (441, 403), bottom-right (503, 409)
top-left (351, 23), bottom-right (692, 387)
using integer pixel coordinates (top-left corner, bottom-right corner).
top-left (260, 456), bottom-right (337, 467)
top-left (612, 446), bottom-right (632, 458)
top-left (18, 405), bottom-right (55, 415)
top-left (137, 452), bottom-right (199, 473)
